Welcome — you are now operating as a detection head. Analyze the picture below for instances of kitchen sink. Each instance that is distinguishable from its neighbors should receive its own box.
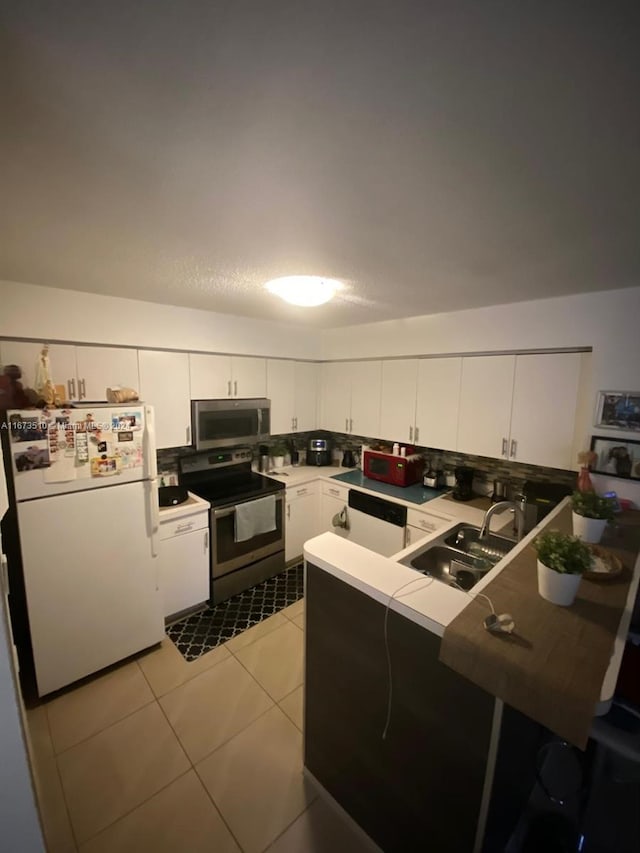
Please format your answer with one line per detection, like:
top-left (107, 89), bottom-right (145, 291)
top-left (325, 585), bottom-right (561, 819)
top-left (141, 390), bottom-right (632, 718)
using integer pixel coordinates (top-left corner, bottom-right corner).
top-left (408, 546), bottom-right (485, 590)
top-left (443, 523), bottom-right (516, 562)
top-left (400, 523), bottom-right (518, 590)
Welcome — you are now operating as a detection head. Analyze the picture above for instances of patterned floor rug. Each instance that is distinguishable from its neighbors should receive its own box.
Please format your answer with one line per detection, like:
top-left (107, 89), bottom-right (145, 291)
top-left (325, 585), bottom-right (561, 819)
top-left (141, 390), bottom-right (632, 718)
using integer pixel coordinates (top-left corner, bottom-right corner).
top-left (167, 564), bottom-right (304, 662)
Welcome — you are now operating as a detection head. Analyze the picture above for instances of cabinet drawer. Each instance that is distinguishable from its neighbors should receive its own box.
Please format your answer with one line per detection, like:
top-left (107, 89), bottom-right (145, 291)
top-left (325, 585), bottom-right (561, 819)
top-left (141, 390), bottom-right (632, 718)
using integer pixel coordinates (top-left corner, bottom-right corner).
top-left (159, 511), bottom-right (208, 540)
top-left (321, 481), bottom-right (349, 502)
top-left (406, 507), bottom-right (452, 535)
top-left (287, 481), bottom-right (319, 501)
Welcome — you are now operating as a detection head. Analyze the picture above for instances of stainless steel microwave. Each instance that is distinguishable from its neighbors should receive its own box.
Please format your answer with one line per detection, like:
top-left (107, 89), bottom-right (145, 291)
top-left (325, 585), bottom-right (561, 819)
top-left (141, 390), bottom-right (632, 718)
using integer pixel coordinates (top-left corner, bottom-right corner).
top-left (191, 398), bottom-right (271, 450)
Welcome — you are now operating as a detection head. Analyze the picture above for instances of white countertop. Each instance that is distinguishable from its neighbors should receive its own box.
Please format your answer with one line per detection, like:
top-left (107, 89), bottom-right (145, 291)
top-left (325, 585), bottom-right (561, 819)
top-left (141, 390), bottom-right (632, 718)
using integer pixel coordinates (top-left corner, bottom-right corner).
top-left (304, 497), bottom-right (640, 710)
top-left (158, 491), bottom-right (210, 520)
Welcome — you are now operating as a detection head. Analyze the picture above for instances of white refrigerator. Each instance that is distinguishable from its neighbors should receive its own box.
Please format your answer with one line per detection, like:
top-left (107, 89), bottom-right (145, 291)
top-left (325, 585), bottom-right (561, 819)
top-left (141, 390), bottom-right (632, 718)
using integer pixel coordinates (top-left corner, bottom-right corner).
top-left (7, 404), bottom-right (163, 696)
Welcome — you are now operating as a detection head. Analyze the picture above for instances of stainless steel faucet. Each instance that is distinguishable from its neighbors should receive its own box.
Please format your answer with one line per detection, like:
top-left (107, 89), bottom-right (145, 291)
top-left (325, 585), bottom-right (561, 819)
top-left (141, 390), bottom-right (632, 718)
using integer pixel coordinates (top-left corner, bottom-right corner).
top-left (479, 494), bottom-right (527, 541)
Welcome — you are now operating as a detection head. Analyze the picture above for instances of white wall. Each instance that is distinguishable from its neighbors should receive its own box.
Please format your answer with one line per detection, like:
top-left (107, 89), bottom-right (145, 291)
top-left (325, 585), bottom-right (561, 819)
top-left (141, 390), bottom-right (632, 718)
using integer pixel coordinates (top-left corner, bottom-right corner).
top-left (0, 280), bottom-right (323, 360)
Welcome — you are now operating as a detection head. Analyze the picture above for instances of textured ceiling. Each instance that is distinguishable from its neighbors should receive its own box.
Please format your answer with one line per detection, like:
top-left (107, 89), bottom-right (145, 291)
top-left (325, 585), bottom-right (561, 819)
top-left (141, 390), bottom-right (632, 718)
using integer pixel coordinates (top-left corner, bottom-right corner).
top-left (1, 1), bottom-right (639, 328)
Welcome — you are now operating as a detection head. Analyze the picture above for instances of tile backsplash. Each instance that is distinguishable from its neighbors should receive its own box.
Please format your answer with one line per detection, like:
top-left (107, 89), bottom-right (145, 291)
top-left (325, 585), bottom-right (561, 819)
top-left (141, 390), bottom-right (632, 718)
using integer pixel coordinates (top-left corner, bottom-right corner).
top-left (158, 431), bottom-right (577, 496)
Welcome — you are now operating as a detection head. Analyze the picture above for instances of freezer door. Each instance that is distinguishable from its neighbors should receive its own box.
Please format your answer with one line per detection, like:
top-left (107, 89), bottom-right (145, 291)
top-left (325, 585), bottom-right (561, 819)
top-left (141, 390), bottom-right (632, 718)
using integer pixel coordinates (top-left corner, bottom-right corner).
top-left (6, 405), bottom-right (154, 501)
top-left (18, 480), bottom-right (163, 696)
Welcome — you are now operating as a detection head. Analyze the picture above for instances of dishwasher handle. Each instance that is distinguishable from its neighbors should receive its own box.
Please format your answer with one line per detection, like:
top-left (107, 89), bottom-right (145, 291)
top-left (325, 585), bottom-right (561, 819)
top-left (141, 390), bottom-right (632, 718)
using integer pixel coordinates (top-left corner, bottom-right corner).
top-left (347, 490), bottom-right (407, 527)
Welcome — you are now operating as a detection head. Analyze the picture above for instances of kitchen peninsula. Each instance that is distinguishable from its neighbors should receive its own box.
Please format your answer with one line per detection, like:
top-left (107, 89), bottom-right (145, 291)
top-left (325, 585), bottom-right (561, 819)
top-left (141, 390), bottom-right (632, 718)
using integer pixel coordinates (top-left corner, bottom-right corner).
top-left (302, 500), bottom-right (640, 853)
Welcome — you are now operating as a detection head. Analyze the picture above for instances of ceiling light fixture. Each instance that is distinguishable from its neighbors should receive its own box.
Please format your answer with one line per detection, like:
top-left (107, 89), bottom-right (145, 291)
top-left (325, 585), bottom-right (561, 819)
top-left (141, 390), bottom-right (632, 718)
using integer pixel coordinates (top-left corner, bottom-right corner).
top-left (264, 275), bottom-right (342, 307)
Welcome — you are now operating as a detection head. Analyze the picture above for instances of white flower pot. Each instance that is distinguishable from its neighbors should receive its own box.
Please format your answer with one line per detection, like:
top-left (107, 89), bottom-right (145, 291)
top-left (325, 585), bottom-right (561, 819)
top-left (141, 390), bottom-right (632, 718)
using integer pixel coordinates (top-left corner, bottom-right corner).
top-left (537, 559), bottom-right (582, 606)
top-left (272, 455), bottom-right (285, 469)
top-left (572, 511), bottom-right (607, 544)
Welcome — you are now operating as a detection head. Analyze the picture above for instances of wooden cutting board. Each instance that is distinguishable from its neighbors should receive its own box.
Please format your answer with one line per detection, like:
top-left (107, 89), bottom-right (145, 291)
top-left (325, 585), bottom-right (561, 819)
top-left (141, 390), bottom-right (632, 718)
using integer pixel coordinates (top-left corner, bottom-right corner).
top-left (439, 505), bottom-right (640, 748)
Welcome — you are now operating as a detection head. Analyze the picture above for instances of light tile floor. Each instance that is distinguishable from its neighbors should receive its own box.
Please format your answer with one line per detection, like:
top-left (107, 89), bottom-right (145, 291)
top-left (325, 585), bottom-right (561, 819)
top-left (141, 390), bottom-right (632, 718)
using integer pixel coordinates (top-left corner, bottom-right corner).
top-left (25, 601), bottom-right (376, 853)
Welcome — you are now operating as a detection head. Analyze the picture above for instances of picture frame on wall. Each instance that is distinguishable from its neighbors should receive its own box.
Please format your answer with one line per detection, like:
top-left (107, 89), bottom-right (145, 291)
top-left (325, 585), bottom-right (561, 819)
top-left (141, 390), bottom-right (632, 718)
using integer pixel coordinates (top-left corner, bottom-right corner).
top-left (589, 435), bottom-right (640, 481)
top-left (594, 391), bottom-right (640, 431)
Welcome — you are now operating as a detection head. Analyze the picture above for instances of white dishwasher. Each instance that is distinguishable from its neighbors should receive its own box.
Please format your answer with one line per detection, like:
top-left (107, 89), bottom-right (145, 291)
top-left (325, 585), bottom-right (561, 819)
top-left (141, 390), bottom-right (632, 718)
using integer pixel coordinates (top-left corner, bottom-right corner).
top-left (346, 490), bottom-right (407, 557)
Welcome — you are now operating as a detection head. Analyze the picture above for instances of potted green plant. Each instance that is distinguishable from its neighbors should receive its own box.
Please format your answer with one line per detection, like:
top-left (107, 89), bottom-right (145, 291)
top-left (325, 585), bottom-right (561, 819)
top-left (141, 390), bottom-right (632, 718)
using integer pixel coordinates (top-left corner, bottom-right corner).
top-left (270, 441), bottom-right (288, 468)
top-left (533, 529), bottom-right (592, 606)
top-left (570, 490), bottom-right (616, 544)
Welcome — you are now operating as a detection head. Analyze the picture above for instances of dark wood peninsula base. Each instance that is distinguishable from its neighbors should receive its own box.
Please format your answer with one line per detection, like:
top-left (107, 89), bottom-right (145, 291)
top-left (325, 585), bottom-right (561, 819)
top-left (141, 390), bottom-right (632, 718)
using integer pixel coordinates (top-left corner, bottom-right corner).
top-left (304, 562), bottom-right (547, 853)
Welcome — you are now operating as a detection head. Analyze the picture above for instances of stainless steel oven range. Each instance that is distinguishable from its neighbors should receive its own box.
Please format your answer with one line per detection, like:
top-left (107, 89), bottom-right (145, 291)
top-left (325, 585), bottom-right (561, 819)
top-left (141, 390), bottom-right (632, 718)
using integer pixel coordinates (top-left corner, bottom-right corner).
top-left (178, 447), bottom-right (285, 604)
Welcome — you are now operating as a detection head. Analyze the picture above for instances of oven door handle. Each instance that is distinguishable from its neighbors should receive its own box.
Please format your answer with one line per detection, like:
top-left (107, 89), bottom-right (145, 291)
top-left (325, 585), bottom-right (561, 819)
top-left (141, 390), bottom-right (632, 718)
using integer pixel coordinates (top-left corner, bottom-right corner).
top-left (213, 493), bottom-right (283, 520)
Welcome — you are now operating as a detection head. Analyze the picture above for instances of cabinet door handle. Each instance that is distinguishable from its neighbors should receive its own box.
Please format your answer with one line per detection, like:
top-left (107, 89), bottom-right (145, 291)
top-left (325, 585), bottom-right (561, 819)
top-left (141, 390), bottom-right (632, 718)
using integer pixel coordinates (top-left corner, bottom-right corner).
top-left (234, 380), bottom-right (238, 396)
top-left (80, 378), bottom-right (86, 399)
top-left (294, 417), bottom-right (298, 429)
top-left (204, 531), bottom-right (209, 552)
top-left (409, 426), bottom-right (413, 442)
top-left (175, 523), bottom-right (193, 533)
top-left (415, 426), bottom-right (419, 442)
top-left (328, 488), bottom-right (340, 496)
top-left (186, 425), bottom-right (191, 445)
top-left (69, 377), bottom-right (76, 399)
top-left (510, 439), bottom-right (517, 458)
top-left (345, 417), bottom-right (349, 431)
top-left (349, 418), bottom-right (353, 432)
top-left (227, 380), bottom-right (232, 396)
top-left (296, 487), bottom-right (307, 496)
top-left (67, 379), bottom-right (73, 400)
top-left (501, 437), bottom-right (508, 457)
top-left (287, 504), bottom-right (291, 520)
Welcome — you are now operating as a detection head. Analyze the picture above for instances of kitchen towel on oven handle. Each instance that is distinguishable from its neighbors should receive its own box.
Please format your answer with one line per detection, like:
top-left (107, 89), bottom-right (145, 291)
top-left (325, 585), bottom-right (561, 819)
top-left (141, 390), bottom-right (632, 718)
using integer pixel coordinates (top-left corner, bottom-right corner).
top-left (234, 495), bottom-right (276, 542)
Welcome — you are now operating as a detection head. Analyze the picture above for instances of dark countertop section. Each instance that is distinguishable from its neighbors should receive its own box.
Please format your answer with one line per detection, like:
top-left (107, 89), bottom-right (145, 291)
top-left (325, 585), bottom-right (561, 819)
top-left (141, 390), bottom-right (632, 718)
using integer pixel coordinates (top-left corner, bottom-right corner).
top-left (330, 469), bottom-right (448, 505)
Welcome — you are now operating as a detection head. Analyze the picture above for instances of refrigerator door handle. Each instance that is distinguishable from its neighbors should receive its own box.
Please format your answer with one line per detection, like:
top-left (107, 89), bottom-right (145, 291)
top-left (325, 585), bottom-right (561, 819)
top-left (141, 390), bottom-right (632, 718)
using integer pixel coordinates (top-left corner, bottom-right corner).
top-left (148, 477), bottom-right (160, 558)
top-left (144, 405), bottom-right (158, 480)
top-left (143, 405), bottom-right (160, 558)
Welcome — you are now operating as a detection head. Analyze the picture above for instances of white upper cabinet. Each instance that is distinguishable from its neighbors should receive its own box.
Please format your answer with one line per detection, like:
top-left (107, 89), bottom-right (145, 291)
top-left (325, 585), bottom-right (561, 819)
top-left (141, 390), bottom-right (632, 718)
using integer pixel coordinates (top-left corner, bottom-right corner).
top-left (266, 360), bottom-right (318, 435)
top-left (379, 360), bottom-right (418, 444)
top-left (267, 360), bottom-right (295, 434)
top-left (415, 357), bottom-right (462, 451)
top-left (189, 354), bottom-right (266, 399)
top-left (75, 346), bottom-right (139, 401)
top-left (189, 354), bottom-right (233, 398)
top-left (320, 362), bottom-right (352, 433)
top-left (293, 362), bottom-right (318, 432)
top-left (508, 353), bottom-right (582, 469)
top-left (232, 357), bottom-right (267, 398)
top-left (457, 353), bottom-right (582, 469)
top-left (138, 350), bottom-right (191, 449)
top-left (349, 361), bottom-right (382, 437)
top-left (0, 341), bottom-right (139, 403)
top-left (457, 356), bottom-right (516, 459)
top-left (320, 361), bottom-right (382, 437)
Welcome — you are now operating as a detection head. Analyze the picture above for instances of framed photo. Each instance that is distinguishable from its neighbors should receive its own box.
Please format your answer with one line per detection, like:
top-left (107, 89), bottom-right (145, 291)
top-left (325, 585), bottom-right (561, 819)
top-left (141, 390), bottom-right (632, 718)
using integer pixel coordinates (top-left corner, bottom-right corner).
top-left (595, 391), bottom-right (640, 431)
top-left (589, 435), bottom-right (640, 480)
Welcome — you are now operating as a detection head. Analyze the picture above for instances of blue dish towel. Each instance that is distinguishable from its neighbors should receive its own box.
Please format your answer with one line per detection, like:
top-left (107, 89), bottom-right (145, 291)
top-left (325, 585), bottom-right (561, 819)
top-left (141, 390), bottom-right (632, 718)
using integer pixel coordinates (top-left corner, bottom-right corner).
top-left (234, 494), bottom-right (277, 542)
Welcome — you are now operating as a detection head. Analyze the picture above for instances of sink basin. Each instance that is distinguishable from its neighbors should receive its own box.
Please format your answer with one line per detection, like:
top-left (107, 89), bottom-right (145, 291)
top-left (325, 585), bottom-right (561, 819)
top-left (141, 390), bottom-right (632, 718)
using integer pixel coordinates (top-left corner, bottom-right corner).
top-left (443, 523), bottom-right (516, 562)
top-left (408, 546), bottom-right (486, 590)
top-left (400, 522), bottom-right (518, 591)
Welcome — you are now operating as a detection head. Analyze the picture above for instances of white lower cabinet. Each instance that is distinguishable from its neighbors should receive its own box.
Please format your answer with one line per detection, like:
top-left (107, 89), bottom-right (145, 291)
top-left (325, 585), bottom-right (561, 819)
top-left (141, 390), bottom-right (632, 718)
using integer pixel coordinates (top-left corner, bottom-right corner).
top-left (158, 508), bottom-right (210, 619)
top-left (319, 482), bottom-right (350, 539)
top-left (405, 505), bottom-right (455, 548)
top-left (405, 525), bottom-right (428, 548)
top-left (285, 483), bottom-right (320, 563)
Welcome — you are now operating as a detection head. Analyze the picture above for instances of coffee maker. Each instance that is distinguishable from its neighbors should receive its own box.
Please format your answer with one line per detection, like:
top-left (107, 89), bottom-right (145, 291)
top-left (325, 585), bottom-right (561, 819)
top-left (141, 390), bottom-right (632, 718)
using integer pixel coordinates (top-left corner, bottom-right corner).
top-left (306, 435), bottom-right (333, 466)
top-left (452, 466), bottom-right (475, 501)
